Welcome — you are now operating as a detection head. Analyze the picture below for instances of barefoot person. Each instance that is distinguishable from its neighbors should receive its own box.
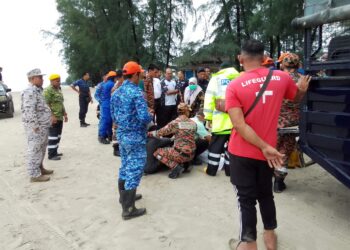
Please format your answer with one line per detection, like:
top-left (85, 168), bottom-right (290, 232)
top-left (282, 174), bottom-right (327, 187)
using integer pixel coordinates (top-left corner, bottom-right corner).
top-left (21, 68), bottom-right (54, 182)
top-left (225, 40), bottom-right (311, 250)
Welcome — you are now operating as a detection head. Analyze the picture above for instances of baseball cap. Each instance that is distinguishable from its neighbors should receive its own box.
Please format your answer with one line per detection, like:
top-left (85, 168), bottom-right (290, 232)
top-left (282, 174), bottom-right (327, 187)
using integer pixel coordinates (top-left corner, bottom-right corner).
top-left (220, 61), bottom-right (232, 69)
top-left (27, 68), bottom-right (45, 78)
top-left (116, 69), bottom-right (123, 78)
top-left (106, 71), bottom-right (117, 78)
top-left (123, 61), bottom-right (144, 75)
top-left (49, 74), bottom-right (60, 81)
top-left (197, 67), bottom-right (205, 73)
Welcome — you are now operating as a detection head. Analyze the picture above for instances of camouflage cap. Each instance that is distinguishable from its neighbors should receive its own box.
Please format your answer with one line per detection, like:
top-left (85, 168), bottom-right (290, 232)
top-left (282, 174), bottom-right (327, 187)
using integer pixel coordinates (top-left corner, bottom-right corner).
top-left (27, 68), bottom-right (45, 78)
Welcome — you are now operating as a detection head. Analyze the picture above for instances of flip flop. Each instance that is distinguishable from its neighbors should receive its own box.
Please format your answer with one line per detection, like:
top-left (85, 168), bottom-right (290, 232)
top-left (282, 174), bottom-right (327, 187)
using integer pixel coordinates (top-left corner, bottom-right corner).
top-left (228, 238), bottom-right (242, 250)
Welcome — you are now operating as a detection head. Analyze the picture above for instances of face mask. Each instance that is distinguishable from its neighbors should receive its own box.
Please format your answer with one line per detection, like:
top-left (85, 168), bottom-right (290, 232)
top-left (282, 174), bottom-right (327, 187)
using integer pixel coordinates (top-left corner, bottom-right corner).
top-left (189, 85), bottom-right (197, 91)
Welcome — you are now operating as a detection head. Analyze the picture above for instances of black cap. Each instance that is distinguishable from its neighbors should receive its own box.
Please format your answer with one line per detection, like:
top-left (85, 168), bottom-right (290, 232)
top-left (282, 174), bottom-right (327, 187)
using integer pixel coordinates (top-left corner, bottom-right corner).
top-left (220, 61), bottom-right (232, 69)
top-left (197, 67), bottom-right (205, 73)
top-left (116, 69), bottom-right (123, 78)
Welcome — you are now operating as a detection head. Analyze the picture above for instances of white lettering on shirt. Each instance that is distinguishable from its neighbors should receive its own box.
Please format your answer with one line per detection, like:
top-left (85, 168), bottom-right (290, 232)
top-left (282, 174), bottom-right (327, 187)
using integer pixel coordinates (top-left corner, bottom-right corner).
top-left (256, 84), bottom-right (273, 104)
top-left (241, 75), bottom-right (280, 88)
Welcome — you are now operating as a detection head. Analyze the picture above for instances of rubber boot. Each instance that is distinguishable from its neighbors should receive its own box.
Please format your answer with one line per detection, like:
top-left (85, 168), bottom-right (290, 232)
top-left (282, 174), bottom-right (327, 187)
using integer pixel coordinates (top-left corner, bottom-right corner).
top-left (168, 164), bottom-right (184, 179)
top-left (182, 162), bottom-right (193, 173)
top-left (98, 137), bottom-right (110, 144)
top-left (113, 143), bottom-right (120, 156)
top-left (118, 179), bottom-right (142, 203)
top-left (120, 189), bottom-right (146, 220)
top-left (274, 176), bottom-right (287, 193)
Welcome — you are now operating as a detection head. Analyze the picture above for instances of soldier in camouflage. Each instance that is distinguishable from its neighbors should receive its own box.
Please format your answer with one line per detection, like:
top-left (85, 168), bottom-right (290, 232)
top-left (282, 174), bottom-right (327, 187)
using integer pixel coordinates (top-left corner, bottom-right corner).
top-left (275, 53), bottom-right (303, 193)
top-left (21, 68), bottom-right (54, 182)
top-left (111, 61), bottom-right (153, 220)
top-left (43, 74), bottom-right (68, 160)
top-left (149, 103), bottom-right (197, 179)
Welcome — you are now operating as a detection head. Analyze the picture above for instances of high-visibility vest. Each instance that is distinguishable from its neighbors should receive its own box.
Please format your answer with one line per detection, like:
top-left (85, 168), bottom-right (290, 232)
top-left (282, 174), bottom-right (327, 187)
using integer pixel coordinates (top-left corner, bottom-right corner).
top-left (203, 67), bottom-right (240, 134)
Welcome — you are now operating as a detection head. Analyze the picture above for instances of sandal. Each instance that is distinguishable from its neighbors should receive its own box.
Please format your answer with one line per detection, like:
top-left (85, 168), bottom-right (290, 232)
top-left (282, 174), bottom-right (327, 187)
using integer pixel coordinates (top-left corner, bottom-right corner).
top-left (228, 238), bottom-right (242, 250)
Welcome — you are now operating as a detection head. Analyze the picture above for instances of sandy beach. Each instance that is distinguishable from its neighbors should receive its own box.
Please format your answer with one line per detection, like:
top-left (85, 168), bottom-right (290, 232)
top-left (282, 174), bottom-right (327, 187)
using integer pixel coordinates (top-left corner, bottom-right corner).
top-left (0, 87), bottom-right (349, 250)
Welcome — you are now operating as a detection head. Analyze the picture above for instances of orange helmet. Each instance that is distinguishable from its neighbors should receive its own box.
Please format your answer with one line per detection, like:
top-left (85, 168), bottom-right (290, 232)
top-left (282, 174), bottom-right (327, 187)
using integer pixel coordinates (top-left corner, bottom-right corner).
top-left (122, 61), bottom-right (144, 75)
top-left (262, 57), bottom-right (274, 67)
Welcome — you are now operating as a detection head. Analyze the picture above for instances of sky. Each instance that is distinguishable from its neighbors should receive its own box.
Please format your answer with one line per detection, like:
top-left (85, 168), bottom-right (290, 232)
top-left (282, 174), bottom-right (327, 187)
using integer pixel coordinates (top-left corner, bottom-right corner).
top-left (0, 0), bottom-right (209, 92)
top-left (0, 0), bottom-right (67, 91)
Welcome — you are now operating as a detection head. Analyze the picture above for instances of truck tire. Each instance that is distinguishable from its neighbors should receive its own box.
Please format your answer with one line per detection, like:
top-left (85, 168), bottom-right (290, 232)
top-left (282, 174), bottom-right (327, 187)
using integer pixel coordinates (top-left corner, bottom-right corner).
top-left (6, 100), bottom-right (14, 118)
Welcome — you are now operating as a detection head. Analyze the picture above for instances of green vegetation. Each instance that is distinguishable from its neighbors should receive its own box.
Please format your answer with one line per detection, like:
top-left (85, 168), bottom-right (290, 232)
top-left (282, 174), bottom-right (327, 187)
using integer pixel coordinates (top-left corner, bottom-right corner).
top-left (53, 0), bottom-right (304, 83)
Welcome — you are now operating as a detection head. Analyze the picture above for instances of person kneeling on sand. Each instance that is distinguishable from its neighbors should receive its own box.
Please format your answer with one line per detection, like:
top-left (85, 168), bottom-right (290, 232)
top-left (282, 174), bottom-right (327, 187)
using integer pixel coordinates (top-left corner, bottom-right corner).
top-left (148, 103), bottom-right (197, 179)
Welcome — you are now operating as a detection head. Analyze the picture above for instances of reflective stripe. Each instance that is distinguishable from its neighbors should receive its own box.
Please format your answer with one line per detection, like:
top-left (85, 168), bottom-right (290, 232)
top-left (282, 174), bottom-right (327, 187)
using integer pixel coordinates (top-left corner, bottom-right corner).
top-left (213, 110), bottom-right (224, 115)
top-left (208, 152), bottom-right (221, 158)
top-left (58, 135), bottom-right (62, 138)
top-left (224, 160), bottom-right (230, 165)
top-left (233, 185), bottom-right (243, 241)
top-left (47, 145), bottom-right (58, 149)
top-left (203, 109), bottom-right (213, 114)
top-left (205, 90), bottom-right (216, 96)
top-left (208, 160), bottom-right (219, 166)
top-left (48, 136), bottom-right (58, 140)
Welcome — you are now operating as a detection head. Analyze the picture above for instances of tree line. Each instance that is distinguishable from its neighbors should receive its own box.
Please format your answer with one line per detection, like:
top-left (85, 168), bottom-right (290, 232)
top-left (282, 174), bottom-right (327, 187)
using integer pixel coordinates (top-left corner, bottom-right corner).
top-left (54, 0), bottom-right (304, 83)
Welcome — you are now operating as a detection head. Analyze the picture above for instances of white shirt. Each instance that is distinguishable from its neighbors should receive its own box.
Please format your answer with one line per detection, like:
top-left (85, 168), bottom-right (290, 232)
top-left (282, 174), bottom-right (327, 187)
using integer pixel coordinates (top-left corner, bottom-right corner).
top-left (163, 79), bottom-right (177, 106)
top-left (153, 78), bottom-right (161, 99)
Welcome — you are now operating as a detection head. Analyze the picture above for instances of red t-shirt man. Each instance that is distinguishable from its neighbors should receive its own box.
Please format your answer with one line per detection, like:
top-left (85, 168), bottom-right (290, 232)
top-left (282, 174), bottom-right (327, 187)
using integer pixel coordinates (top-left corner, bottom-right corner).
top-left (226, 67), bottom-right (297, 161)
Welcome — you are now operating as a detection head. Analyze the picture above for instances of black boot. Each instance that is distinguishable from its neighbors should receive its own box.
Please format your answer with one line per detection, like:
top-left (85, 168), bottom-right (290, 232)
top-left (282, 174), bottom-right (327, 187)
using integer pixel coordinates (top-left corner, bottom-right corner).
top-left (118, 179), bottom-right (142, 203)
top-left (113, 143), bottom-right (120, 156)
top-left (182, 162), bottom-right (193, 173)
top-left (168, 164), bottom-right (184, 179)
top-left (81, 119), bottom-right (90, 126)
top-left (80, 121), bottom-right (88, 127)
top-left (274, 176), bottom-right (287, 193)
top-left (98, 137), bottom-right (110, 144)
top-left (120, 189), bottom-right (146, 220)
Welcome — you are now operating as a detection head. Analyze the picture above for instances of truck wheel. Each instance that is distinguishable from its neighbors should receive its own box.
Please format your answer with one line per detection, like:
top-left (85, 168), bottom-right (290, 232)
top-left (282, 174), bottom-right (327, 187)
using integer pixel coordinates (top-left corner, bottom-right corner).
top-left (6, 101), bottom-right (14, 118)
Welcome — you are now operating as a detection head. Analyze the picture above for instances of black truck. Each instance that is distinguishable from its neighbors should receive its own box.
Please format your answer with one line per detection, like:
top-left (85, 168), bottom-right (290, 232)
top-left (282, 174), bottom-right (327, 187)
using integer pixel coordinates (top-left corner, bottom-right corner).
top-left (0, 82), bottom-right (14, 118)
top-left (292, 0), bottom-right (350, 188)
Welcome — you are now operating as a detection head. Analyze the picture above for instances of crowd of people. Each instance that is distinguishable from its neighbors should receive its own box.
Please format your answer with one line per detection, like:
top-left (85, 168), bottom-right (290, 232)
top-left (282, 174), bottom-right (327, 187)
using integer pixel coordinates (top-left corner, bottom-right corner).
top-left (21, 39), bottom-right (311, 250)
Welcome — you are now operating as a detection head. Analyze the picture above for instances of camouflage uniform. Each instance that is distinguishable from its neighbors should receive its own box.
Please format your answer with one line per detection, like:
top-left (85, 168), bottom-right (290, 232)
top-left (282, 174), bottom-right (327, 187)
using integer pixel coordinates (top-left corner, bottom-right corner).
top-left (153, 116), bottom-right (197, 169)
top-left (21, 85), bottom-right (51, 177)
top-left (143, 76), bottom-right (155, 112)
top-left (277, 71), bottom-right (300, 166)
top-left (111, 80), bottom-right (152, 190)
top-left (43, 85), bottom-right (65, 158)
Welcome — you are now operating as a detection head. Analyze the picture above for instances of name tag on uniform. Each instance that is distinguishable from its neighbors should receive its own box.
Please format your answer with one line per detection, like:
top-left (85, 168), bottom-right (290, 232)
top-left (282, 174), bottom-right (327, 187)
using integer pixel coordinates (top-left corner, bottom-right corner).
top-left (179, 122), bottom-right (195, 130)
top-left (220, 79), bottom-right (230, 86)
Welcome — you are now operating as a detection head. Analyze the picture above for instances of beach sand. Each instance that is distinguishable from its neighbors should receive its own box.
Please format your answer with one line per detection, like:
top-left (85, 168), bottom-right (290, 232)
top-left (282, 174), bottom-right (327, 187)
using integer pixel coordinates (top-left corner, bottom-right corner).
top-left (0, 87), bottom-right (349, 250)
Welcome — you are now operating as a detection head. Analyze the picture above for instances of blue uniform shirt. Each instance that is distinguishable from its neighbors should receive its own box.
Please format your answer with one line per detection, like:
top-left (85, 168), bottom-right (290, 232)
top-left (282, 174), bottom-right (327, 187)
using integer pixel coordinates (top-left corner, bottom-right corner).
top-left (111, 80), bottom-right (152, 145)
top-left (100, 79), bottom-right (115, 108)
top-left (73, 79), bottom-right (90, 96)
top-left (94, 81), bottom-right (104, 103)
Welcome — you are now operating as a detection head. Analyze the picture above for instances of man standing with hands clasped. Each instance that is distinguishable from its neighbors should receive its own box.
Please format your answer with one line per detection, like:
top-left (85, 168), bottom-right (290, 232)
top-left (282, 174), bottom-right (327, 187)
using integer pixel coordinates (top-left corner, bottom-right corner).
top-left (44, 74), bottom-right (68, 160)
top-left (225, 40), bottom-right (311, 250)
top-left (21, 69), bottom-right (54, 182)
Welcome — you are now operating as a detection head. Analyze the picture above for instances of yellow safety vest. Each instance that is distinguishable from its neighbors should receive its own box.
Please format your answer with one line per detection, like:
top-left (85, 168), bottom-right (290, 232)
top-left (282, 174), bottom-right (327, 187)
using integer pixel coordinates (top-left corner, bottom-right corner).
top-left (203, 67), bottom-right (240, 134)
